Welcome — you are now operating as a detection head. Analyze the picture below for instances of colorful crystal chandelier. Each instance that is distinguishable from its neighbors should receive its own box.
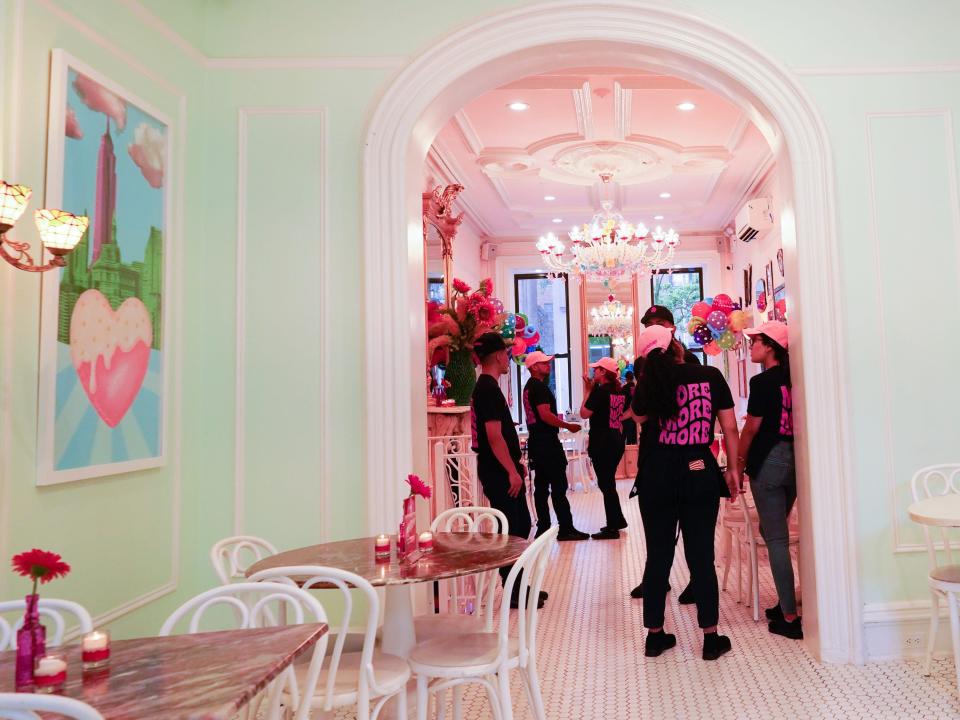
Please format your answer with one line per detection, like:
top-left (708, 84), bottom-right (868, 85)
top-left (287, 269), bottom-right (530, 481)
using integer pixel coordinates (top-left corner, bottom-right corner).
top-left (536, 173), bottom-right (679, 279)
top-left (589, 294), bottom-right (634, 337)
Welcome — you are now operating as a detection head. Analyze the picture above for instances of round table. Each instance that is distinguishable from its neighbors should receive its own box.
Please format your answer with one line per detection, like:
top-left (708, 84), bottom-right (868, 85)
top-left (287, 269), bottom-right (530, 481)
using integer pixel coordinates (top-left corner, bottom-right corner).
top-left (908, 494), bottom-right (960, 527)
top-left (246, 532), bottom-right (529, 658)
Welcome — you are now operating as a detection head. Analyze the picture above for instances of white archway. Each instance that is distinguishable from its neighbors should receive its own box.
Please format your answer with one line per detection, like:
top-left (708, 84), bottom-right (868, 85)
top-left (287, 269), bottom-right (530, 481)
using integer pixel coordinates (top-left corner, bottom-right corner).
top-left (363, 1), bottom-right (862, 663)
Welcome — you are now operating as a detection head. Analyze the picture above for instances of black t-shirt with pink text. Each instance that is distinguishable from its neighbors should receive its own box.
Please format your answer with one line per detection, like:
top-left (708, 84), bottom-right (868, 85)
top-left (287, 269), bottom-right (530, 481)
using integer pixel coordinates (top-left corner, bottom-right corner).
top-left (585, 381), bottom-right (627, 452)
top-left (745, 364), bottom-right (794, 477)
top-left (632, 363), bottom-right (734, 447)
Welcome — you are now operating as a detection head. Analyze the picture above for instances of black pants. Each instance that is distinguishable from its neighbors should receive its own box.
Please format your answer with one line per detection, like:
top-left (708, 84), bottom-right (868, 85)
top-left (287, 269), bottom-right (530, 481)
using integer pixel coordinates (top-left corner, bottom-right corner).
top-left (479, 462), bottom-right (532, 587)
top-left (637, 447), bottom-right (723, 629)
top-left (589, 440), bottom-right (627, 528)
top-left (529, 441), bottom-right (575, 532)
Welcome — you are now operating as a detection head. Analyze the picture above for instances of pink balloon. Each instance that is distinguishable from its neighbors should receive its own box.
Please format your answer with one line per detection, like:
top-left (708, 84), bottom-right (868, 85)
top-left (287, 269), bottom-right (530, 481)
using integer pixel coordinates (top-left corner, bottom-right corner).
top-left (692, 301), bottom-right (712, 320)
top-left (512, 337), bottom-right (527, 355)
top-left (712, 293), bottom-right (735, 314)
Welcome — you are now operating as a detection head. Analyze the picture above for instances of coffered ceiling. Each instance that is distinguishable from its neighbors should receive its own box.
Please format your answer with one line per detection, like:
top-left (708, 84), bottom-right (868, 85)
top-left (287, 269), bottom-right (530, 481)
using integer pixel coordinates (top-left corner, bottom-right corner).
top-left (428, 67), bottom-right (773, 239)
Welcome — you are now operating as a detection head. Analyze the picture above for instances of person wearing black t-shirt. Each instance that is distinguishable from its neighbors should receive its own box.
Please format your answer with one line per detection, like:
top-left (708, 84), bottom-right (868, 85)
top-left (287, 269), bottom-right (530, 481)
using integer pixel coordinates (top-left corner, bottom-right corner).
top-left (621, 371), bottom-right (638, 445)
top-left (739, 321), bottom-right (800, 640)
top-left (470, 332), bottom-right (547, 610)
top-left (631, 324), bottom-right (741, 661)
top-left (629, 305), bottom-right (700, 603)
top-left (580, 356), bottom-right (629, 540)
top-left (522, 351), bottom-right (589, 541)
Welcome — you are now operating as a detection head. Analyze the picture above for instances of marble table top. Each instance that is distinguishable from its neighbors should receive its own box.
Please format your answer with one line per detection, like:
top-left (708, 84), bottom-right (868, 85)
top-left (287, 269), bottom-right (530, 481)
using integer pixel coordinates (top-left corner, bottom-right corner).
top-left (909, 493), bottom-right (960, 527)
top-left (0, 623), bottom-right (327, 719)
top-left (247, 532), bottom-right (530, 586)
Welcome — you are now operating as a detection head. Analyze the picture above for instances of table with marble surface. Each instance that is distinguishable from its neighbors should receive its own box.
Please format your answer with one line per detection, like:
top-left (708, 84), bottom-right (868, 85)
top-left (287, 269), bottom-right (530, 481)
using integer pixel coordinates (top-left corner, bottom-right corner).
top-left (247, 532), bottom-right (529, 658)
top-left (0, 623), bottom-right (327, 719)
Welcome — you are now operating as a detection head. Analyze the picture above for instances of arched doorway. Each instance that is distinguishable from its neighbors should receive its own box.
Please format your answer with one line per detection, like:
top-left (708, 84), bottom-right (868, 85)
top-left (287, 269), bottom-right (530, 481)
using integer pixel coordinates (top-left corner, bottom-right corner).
top-left (363, 2), bottom-right (861, 663)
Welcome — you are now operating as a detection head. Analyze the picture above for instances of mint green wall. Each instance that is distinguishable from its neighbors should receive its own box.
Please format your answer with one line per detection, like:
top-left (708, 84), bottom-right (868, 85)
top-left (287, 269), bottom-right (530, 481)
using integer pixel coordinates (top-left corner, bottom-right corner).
top-left (2, 0), bottom-right (959, 642)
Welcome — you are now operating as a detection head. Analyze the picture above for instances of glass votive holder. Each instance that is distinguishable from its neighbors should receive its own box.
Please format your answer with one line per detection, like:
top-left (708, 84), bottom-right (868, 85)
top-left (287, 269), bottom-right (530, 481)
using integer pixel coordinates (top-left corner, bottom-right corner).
top-left (375, 534), bottom-right (391, 560)
top-left (33, 652), bottom-right (68, 693)
top-left (81, 629), bottom-right (111, 670)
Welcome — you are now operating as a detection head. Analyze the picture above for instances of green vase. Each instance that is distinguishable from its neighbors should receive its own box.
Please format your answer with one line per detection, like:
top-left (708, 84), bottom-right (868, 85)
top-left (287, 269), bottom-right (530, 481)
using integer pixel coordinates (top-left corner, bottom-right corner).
top-left (445, 349), bottom-right (477, 406)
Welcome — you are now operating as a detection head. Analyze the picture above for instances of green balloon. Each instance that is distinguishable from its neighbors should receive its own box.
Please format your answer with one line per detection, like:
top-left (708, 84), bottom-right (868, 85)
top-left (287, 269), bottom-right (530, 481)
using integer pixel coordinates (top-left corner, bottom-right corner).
top-left (717, 330), bottom-right (737, 350)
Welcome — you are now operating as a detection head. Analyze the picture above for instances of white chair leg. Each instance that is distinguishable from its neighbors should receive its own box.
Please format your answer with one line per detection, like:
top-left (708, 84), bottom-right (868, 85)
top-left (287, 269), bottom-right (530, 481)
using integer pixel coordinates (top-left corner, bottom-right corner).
top-left (497, 671), bottom-right (514, 720)
top-left (949, 592), bottom-right (960, 695)
top-left (452, 686), bottom-right (463, 720)
top-left (523, 664), bottom-right (547, 720)
top-left (925, 591), bottom-right (941, 675)
top-left (736, 538), bottom-right (743, 604)
top-left (396, 687), bottom-right (409, 720)
top-left (416, 676), bottom-right (430, 720)
top-left (720, 528), bottom-right (732, 591)
top-left (751, 544), bottom-right (760, 622)
top-left (436, 688), bottom-right (447, 720)
top-left (484, 677), bottom-right (505, 720)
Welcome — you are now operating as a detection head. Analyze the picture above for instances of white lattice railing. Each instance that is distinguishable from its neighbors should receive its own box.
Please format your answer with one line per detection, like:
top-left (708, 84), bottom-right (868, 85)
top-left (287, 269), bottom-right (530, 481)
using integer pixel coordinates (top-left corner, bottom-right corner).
top-left (427, 434), bottom-right (488, 614)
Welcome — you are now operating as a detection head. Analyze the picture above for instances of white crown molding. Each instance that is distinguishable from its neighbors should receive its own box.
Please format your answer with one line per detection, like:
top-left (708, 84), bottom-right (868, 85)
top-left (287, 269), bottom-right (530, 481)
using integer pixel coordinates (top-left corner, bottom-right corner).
top-left (792, 63), bottom-right (960, 76)
top-left (572, 81), bottom-right (594, 140)
top-left (117, 0), bottom-right (207, 65)
top-left (451, 111), bottom-right (484, 156)
top-left (614, 82), bottom-right (631, 141)
top-left (723, 112), bottom-right (752, 152)
top-left (424, 146), bottom-right (494, 237)
top-left (363, 0), bottom-right (861, 664)
top-left (206, 56), bottom-right (407, 70)
top-left (716, 150), bottom-right (775, 230)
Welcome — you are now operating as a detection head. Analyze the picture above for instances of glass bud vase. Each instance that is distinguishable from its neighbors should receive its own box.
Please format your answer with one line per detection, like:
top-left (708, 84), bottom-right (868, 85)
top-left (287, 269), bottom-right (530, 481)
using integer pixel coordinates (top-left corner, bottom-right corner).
top-left (15, 594), bottom-right (47, 689)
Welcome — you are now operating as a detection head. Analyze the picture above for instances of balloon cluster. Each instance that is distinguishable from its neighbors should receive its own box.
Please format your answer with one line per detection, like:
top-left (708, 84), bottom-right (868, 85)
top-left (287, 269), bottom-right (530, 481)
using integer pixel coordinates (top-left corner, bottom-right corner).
top-left (500, 312), bottom-right (541, 363)
top-left (687, 293), bottom-right (748, 356)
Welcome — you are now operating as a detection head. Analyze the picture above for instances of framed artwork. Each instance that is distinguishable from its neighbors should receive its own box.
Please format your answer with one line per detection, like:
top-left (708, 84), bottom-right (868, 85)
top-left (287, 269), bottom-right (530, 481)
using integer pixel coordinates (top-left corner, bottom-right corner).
top-left (755, 279), bottom-right (767, 312)
top-left (737, 359), bottom-right (748, 399)
top-left (743, 267), bottom-right (752, 307)
top-left (37, 50), bottom-right (172, 485)
top-left (774, 284), bottom-right (787, 322)
top-left (765, 261), bottom-right (775, 300)
top-left (777, 248), bottom-right (784, 277)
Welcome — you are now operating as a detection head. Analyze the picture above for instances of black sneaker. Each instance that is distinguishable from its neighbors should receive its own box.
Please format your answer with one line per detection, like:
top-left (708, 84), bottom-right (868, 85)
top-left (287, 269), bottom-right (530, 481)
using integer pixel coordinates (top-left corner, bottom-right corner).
top-left (630, 582), bottom-right (671, 599)
top-left (591, 528), bottom-right (620, 540)
top-left (765, 604), bottom-right (784, 621)
top-left (702, 633), bottom-right (732, 660)
top-left (769, 616), bottom-right (803, 640)
top-left (557, 529), bottom-right (590, 541)
top-left (510, 590), bottom-right (548, 610)
top-left (601, 520), bottom-right (629, 531)
top-left (644, 631), bottom-right (677, 657)
top-left (677, 584), bottom-right (695, 605)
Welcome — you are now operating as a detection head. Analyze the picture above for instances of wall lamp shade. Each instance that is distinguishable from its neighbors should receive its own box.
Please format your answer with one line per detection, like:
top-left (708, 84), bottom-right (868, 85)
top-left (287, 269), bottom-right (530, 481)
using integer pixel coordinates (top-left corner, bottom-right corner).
top-left (0, 179), bottom-right (87, 272)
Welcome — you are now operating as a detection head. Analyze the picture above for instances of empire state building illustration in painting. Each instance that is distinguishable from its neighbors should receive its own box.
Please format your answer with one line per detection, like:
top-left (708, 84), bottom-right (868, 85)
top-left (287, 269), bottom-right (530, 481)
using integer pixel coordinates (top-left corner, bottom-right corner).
top-left (40, 52), bottom-right (169, 484)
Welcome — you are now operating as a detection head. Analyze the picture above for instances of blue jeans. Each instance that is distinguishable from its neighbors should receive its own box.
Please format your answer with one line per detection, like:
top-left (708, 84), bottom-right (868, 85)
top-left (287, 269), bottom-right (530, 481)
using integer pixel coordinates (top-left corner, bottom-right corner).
top-left (751, 441), bottom-right (797, 615)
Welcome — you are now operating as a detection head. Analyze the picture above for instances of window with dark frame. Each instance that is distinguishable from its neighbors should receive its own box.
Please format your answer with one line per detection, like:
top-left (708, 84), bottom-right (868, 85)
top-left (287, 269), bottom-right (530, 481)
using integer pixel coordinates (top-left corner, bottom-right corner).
top-left (512, 273), bottom-right (572, 425)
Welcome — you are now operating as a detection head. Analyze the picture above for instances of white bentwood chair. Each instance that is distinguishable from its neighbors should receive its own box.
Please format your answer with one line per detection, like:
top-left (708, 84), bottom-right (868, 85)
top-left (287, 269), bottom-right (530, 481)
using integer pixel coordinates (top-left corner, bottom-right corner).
top-left (159, 582), bottom-right (327, 720)
top-left (210, 535), bottom-right (278, 584)
top-left (0, 693), bottom-right (104, 719)
top-left (248, 566), bottom-right (410, 720)
top-left (0, 598), bottom-right (93, 650)
top-left (409, 526), bottom-right (558, 720)
top-left (911, 464), bottom-right (960, 687)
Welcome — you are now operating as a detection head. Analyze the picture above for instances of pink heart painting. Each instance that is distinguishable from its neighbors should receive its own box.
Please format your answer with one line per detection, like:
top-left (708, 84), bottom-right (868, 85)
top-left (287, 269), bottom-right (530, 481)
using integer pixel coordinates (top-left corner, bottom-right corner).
top-left (69, 289), bottom-right (152, 428)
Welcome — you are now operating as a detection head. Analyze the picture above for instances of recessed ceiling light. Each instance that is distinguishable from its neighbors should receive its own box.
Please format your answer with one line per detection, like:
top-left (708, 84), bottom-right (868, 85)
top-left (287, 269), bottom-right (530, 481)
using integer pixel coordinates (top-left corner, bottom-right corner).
top-left (676, 101), bottom-right (696, 111)
top-left (552, 218), bottom-right (563, 223)
top-left (659, 192), bottom-right (671, 199)
top-left (654, 215), bottom-right (664, 220)
top-left (508, 101), bottom-right (530, 111)
top-left (543, 195), bottom-right (556, 201)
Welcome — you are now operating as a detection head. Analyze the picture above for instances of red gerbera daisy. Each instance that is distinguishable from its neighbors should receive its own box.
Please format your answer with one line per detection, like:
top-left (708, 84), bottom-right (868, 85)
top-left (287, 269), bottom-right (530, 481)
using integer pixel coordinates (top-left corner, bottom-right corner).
top-left (406, 474), bottom-right (432, 500)
top-left (12, 549), bottom-right (71, 595)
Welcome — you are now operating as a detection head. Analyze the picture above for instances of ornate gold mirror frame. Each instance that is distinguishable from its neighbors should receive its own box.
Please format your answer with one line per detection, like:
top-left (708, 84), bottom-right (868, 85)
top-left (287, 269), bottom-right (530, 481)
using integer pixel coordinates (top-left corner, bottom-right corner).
top-left (422, 184), bottom-right (464, 307)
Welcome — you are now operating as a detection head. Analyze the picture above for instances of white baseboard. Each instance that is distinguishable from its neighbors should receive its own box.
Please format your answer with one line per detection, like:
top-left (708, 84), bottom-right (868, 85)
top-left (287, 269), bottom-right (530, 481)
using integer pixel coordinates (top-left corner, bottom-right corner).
top-left (863, 600), bottom-right (955, 661)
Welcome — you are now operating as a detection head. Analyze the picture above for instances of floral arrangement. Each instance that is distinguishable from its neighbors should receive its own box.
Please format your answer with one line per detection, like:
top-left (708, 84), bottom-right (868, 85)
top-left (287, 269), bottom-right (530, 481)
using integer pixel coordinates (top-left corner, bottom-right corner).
top-left (12, 549), bottom-right (71, 596)
top-left (406, 474), bottom-right (431, 500)
top-left (427, 278), bottom-right (504, 366)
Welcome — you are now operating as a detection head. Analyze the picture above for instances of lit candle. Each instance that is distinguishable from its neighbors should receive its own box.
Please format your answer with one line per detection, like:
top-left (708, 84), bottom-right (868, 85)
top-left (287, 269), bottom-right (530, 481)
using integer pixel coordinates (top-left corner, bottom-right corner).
top-left (82, 629), bottom-right (111, 669)
top-left (33, 653), bottom-right (67, 692)
top-left (419, 531), bottom-right (434, 552)
top-left (375, 534), bottom-right (391, 559)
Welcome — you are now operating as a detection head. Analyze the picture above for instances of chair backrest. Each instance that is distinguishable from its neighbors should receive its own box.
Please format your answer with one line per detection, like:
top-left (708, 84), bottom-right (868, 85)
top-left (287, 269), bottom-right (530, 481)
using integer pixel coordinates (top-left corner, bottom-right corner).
top-left (210, 535), bottom-right (278, 584)
top-left (159, 582), bottom-right (327, 720)
top-left (499, 527), bottom-right (558, 668)
top-left (0, 598), bottom-right (94, 651)
top-left (0, 693), bottom-right (104, 719)
top-left (431, 506), bottom-right (508, 626)
top-left (910, 464), bottom-right (960, 569)
top-left (247, 566), bottom-right (381, 713)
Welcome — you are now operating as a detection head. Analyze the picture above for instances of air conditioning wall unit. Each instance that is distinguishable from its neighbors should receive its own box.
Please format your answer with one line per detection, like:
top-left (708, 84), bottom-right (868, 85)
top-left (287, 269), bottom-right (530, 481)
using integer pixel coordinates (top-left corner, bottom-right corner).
top-left (480, 241), bottom-right (497, 261)
top-left (735, 197), bottom-right (774, 242)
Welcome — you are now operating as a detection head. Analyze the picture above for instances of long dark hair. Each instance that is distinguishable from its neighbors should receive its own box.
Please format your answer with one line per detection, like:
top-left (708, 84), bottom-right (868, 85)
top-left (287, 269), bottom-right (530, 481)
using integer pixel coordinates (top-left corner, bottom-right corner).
top-left (759, 334), bottom-right (792, 389)
top-left (638, 347), bottom-right (681, 422)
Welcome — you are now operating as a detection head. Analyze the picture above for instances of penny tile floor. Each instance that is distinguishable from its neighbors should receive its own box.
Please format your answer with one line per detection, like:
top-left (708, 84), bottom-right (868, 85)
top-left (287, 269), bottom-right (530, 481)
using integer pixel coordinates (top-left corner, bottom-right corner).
top-left (342, 480), bottom-right (960, 719)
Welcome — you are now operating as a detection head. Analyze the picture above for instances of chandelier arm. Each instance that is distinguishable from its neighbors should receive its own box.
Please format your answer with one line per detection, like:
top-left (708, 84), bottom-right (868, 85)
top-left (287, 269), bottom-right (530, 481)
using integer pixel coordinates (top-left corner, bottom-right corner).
top-left (0, 231), bottom-right (62, 273)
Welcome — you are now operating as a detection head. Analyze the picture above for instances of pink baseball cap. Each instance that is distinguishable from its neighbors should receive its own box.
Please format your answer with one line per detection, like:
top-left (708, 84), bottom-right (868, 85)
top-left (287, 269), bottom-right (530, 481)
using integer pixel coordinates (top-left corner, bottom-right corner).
top-left (744, 321), bottom-right (789, 349)
top-left (589, 357), bottom-right (620, 375)
top-left (524, 350), bottom-right (555, 369)
top-left (636, 324), bottom-right (674, 357)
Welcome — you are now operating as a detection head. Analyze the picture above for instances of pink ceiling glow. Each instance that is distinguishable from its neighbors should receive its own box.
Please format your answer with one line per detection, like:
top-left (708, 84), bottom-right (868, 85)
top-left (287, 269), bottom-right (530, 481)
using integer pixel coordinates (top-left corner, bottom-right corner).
top-left (428, 68), bottom-right (772, 238)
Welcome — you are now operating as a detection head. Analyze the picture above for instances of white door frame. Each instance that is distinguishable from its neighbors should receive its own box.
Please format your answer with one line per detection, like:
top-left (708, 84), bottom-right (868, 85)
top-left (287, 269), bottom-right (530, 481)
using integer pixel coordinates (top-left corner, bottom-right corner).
top-left (362, 1), bottom-right (862, 663)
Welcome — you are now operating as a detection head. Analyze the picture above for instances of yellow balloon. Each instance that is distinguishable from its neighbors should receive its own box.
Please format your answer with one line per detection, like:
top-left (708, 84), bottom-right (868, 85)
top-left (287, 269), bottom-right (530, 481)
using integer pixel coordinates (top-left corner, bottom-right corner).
top-left (728, 310), bottom-right (748, 332)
